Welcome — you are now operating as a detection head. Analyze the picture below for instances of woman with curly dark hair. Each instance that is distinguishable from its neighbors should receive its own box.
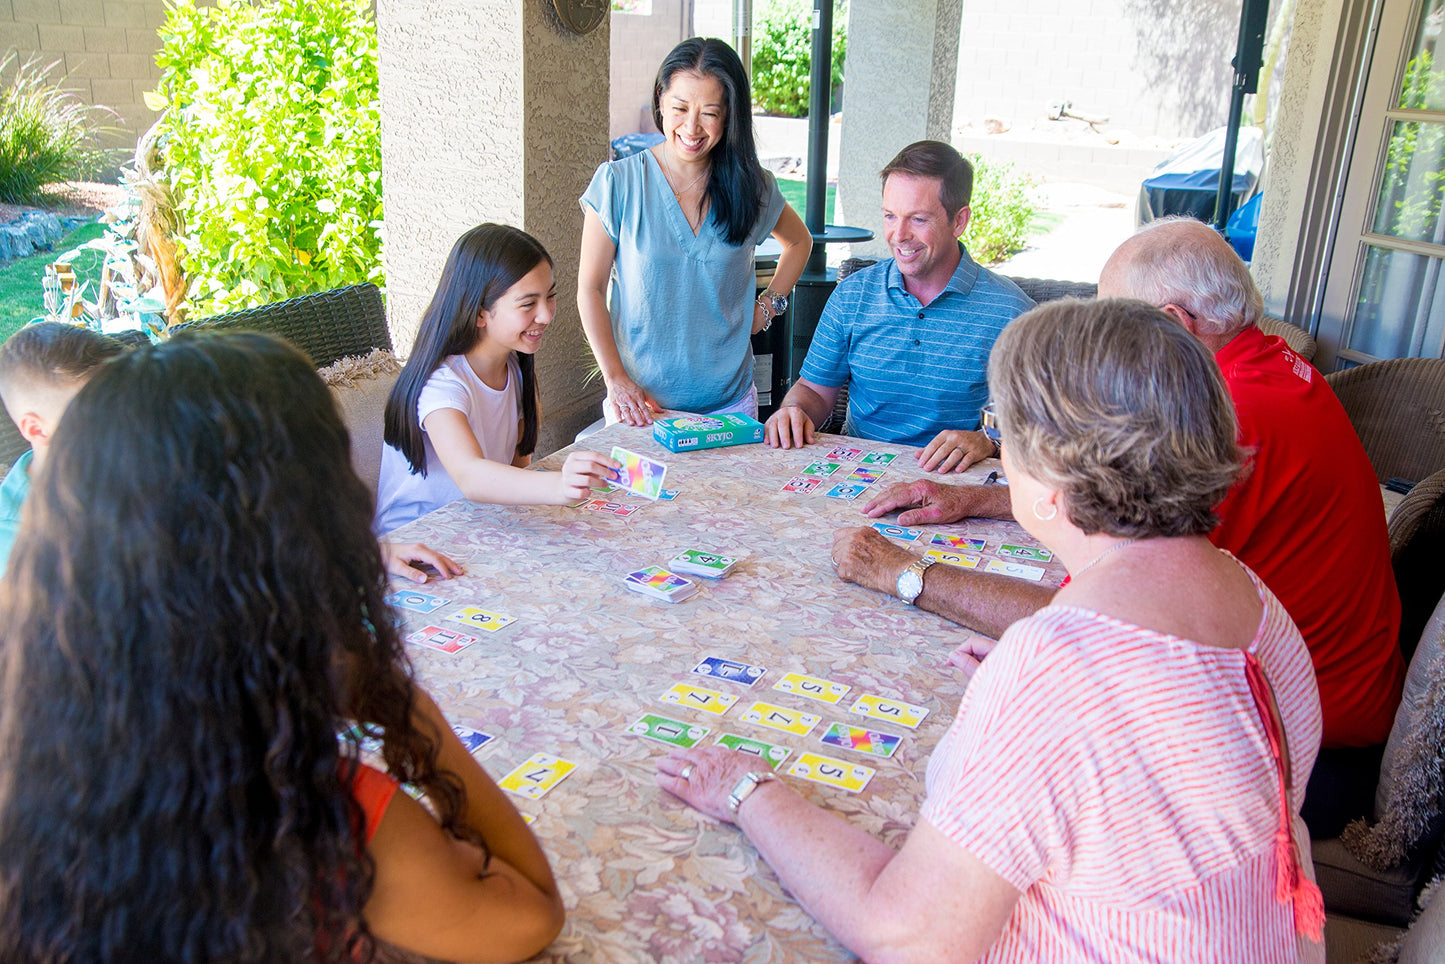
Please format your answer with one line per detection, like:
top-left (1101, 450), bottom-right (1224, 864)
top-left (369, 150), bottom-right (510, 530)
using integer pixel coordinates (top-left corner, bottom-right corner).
top-left (0, 332), bottom-right (564, 963)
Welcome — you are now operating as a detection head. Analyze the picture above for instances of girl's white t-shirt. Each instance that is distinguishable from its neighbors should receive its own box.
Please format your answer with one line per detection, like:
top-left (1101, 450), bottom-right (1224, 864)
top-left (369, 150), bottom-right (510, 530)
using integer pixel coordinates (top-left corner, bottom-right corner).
top-left (374, 353), bottom-right (521, 534)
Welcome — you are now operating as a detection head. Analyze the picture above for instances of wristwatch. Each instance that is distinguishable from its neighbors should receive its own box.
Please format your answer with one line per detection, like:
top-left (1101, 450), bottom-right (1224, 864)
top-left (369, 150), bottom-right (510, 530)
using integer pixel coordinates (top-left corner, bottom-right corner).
top-left (896, 557), bottom-right (936, 606)
top-left (756, 288), bottom-right (788, 331)
top-left (728, 770), bottom-right (778, 819)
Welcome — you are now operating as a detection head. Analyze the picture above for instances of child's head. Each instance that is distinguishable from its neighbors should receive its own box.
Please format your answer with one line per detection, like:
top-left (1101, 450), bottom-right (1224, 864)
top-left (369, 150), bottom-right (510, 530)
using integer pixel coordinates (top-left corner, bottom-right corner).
top-left (0, 322), bottom-right (125, 461)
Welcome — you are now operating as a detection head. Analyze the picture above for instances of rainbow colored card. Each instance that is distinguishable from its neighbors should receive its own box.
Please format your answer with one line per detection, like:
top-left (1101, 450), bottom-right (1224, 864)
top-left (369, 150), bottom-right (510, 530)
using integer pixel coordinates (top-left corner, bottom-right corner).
top-left (820, 722), bottom-right (902, 758)
top-left (610, 446), bottom-right (668, 500)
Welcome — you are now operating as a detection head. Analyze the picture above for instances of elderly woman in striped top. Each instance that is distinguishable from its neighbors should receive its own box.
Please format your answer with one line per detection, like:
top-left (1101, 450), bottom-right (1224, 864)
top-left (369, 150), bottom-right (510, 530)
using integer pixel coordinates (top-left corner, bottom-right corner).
top-left (656, 298), bottom-right (1325, 963)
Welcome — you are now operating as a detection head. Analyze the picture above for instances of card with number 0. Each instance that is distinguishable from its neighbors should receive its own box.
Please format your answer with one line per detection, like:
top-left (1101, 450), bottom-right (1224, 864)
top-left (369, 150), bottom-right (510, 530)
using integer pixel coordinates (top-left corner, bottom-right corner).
top-left (741, 701), bottom-right (820, 736)
top-left (772, 671), bottom-right (850, 704)
top-left (498, 753), bottom-right (575, 799)
top-left (850, 693), bottom-right (930, 729)
top-left (787, 752), bottom-right (875, 792)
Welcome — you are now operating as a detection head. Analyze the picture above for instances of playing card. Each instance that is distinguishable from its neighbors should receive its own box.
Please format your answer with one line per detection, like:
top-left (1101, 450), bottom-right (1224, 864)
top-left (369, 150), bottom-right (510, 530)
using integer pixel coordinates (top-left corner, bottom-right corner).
top-left (340, 723), bottom-right (383, 755)
top-left (860, 452), bottom-right (896, 465)
top-left (385, 590), bottom-right (449, 613)
top-left (787, 752), bottom-right (875, 792)
top-left (446, 606), bottom-right (517, 632)
top-left (997, 543), bottom-right (1054, 562)
top-left (922, 549), bottom-right (979, 569)
top-left (692, 656), bottom-right (767, 686)
top-left (801, 460), bottom-right (843, 477)
top-left (581, 499), bottom-right (640, 517)
top-left (871, 522), bottom-right (924, 542)
top-left (715, 733), bottom-right (792, 769)
top-left (823, 483), bottom-right (868, 500)
top-left (930, 533), bottom-right (986, 552)
top-left (781, 476), bottom-right (822, 493)
top-left (624, 566), bottom-right (698, 603)
top-left (820, 722), bottom-right (902, 758)
top-left (658, 488), bottom-right (681, 501)
top-left (610, 446), bottom-right (668, 500)
top-left (629, 713), bottom-right (710, 748)
top-left (844, 467), bottom-right (884, 485)
top-left (741, 701), bottom-right (820, 736)
top-left (669, 549), bottom-right (738, 578)
top-left (849, 694), bottom-right (930, 729)
top-left (521, 813), bottom-right (535, 825)
top-left (659, 682), bottom-right (737, 715)
top-left (772, 671), bottom-right (850, 704)
top-left (824, 446), bottom-right (864, 461)
top-left (984, 558), bottom-right (1047, 581)
top-left (498, 753), bottom-right (576, 799)
top-left (452, 724), bottom-right (495, 755)
top-left (406, 625), bottom-right (479, 655)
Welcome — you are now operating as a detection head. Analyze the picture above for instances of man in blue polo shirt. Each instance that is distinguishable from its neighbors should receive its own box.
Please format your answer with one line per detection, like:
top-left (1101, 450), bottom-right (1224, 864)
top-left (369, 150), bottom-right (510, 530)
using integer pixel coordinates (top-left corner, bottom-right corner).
top-left (764, 140), bottom-right (1033, 473)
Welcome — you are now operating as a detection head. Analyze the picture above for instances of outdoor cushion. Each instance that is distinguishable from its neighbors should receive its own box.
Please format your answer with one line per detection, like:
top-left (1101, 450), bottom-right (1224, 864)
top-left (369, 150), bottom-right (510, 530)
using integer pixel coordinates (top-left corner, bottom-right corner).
top-left (1313, 837), bottom-right (1424, 926)
top-left (319, 349), bottom-right (400, 498)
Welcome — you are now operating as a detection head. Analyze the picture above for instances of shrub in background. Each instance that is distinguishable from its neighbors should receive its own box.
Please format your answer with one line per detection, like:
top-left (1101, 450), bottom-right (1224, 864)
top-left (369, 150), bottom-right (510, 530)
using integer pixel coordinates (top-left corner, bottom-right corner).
top-left (751, 0), bottom-right (847, 117)
top-left (962, 154), bottom-right (1036, 265)
top-left (149, 0), bottom-right (382, 317)
top-left (0, 52), bottom-right (112, 205)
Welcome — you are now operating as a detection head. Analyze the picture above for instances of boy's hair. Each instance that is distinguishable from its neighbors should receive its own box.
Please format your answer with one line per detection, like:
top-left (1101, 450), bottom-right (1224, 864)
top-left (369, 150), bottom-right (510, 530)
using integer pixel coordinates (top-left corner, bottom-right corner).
top-left (0, 322), bottom-right (126, 405)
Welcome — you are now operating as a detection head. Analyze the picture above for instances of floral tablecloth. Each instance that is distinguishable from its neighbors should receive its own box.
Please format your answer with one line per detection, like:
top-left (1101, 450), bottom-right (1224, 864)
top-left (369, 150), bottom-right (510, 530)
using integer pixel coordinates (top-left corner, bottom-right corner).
top-left (384, 424), bottom-right (1066, 963)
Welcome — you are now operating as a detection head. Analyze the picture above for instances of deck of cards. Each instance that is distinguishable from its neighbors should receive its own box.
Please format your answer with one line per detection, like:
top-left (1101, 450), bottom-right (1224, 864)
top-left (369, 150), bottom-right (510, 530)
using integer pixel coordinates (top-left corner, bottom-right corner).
top-left (624, 565), bottom-right (697, 603)
top-left (669, 548), bottom-right (738, 578)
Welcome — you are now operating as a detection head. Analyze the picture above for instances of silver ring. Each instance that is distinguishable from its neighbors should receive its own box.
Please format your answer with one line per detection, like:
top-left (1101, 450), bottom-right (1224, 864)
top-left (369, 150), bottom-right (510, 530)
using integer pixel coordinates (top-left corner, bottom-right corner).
top-left (680, 763), bottom-right (695, 780)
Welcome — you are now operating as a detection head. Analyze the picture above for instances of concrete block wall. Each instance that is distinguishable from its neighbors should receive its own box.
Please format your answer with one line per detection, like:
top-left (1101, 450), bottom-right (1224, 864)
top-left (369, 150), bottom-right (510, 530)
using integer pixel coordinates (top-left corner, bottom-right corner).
top-left (1, 0), bottom-right (164, 166)
top-left (608, 0), bottom-right (689, 143)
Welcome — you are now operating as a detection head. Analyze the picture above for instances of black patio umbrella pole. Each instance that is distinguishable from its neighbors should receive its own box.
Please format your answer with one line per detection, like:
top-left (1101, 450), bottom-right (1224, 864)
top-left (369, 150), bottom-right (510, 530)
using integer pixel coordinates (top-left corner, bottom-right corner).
top-left (1214, 0), bottom-right (1270, 232)
top-left (805, 0), bottom-right (832, 274)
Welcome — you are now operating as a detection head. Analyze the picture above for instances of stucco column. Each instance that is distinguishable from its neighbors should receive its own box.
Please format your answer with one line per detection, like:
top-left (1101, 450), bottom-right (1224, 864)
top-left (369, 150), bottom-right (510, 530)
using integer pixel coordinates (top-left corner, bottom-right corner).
top-left (377, 0), bottom-right (610, 455)
top-left (836, 0), bottom-right (961, 257)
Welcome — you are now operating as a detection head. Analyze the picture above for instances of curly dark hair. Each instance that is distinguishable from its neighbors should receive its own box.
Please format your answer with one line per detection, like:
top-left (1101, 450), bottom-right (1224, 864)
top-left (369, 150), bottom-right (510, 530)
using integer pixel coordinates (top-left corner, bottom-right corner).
top-left (0, 332), bottom-right (481, 963)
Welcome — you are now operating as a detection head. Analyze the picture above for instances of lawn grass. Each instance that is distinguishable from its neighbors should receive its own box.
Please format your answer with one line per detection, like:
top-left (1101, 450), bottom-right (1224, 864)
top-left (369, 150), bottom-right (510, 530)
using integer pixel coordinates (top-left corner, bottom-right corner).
top-left (776, 178), bottom-right (837, 224)
top-left (0, 219), bottom-right (106, 343)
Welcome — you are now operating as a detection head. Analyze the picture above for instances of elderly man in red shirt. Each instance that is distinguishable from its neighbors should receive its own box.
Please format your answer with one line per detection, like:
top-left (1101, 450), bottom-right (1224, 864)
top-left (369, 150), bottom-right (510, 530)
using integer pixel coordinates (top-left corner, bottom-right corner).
top-left (833, 217), bottom-right (1404, 838)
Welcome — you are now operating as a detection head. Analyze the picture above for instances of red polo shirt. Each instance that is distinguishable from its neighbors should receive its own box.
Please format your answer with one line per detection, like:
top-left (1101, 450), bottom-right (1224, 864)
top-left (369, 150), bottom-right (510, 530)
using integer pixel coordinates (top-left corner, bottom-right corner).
top-left (1212, 325), bottom-right (1404, 747)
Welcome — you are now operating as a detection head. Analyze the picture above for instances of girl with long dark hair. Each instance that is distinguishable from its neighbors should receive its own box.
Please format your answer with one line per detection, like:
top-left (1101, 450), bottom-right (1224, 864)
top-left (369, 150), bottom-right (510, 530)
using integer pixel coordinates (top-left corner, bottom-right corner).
top-left (0, 332), bottom-right (564, 962)
top-left (579, 37), bottom-right (812, 426)
top-left (378, 223), bottom-right (615, 533)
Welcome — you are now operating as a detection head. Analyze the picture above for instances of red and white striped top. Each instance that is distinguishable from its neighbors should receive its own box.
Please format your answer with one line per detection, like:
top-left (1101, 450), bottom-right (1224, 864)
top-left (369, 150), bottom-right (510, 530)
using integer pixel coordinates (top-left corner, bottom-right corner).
top-left (921, 565), bottom-right (1324, 962)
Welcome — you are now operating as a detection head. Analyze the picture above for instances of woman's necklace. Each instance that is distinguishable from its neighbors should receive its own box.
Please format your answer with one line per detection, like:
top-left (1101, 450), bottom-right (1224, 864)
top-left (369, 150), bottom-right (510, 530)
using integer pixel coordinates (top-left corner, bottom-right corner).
top-left (660, 145), bottom-right (709, 197)
top-left (660, 146), bottom-right (710, 232)
top-left (1073, 538), bottom-right (1138, 579)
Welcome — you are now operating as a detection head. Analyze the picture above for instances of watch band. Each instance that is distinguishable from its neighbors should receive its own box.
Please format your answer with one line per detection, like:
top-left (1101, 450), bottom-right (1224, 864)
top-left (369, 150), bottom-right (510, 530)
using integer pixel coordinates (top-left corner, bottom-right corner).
top-left (727, 770), bottom-right (778, 819)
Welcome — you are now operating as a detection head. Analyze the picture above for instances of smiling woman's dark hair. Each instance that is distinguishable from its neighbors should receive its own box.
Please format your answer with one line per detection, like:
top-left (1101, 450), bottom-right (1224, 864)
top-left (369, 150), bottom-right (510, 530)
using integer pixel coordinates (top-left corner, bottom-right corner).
top-left (652, 37), bottom-right (769, 246)
top-left (0, 332), bottom-right (480, 963)
top-left (385, 223), bottom-right (551, 474)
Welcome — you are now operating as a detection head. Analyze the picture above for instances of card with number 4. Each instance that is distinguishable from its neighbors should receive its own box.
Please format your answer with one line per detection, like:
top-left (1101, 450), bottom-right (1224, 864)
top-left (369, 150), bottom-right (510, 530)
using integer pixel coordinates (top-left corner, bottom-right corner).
top-left (715, 733), bottom-right (792, 769)
top-left (385, 589), bottom-right (448, 613)
top-left (447, 606), bottom-right (516, 632)
top-left (850, 693), bottom-right (930, 729)
top-left (772, 671), bottom-right (850, 704)
top-left (742, 701), bottom-right (820, 736)
top-left (406, 625), bottom-right (479, 655)
top-left (629, 713), bottom-right (710, 748)
top-left (787, 752), bottom-right (875, 793)
top-left (659, 682), bottom-right (736, 715)
top-left (997, 542), bottom-right (1054, 562)
top-left (498, 753), bottom-right (575, 800)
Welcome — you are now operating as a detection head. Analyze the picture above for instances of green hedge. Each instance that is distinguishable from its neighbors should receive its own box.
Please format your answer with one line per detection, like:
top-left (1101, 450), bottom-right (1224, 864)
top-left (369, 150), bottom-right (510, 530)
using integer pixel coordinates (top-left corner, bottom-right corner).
top-left (751, 0), bottom-right (847, 117)
top-left (962, 154), bottom-right (1036, 265)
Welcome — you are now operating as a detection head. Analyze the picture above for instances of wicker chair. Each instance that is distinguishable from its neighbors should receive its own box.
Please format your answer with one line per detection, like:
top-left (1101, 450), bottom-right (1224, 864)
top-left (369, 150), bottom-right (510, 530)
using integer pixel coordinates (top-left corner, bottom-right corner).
top-left (1258, 315), bottom-right (1317, 362)
top-left (178, 283), bottom-right (392, 368)
top-left (1389, 468), bottom-right (1445, 662)
top-left (0, 405), bottom-right (25, 475)
top-left (1324, 358), bottom-right (1445, 486)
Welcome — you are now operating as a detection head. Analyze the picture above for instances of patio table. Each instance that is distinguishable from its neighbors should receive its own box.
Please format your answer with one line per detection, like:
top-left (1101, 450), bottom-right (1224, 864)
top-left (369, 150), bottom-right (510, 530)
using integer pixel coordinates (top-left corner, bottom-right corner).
top-left (381, 421), bottom-right (1066, 963)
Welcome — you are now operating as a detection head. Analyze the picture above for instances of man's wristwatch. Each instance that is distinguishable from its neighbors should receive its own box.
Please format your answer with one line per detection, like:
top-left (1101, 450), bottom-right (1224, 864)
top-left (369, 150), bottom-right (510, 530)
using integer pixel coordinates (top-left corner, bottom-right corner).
top-left (756, 288), bottom-right (788, 332)
top-left (896, 557), bottom-right (936, 606)
top-left (728, 770), bottom-right (778, 819)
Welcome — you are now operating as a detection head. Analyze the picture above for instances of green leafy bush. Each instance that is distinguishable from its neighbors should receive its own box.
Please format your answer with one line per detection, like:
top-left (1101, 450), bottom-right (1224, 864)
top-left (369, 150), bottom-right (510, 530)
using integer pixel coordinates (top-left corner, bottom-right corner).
top-left (149, 0), bottom-right (383, 317)
top-left (751, 0), bottom-right (847, 117)
top-left (0, 52), bottom-right (112, 204)
top-left (961, 154), bottom-right (1036, 265)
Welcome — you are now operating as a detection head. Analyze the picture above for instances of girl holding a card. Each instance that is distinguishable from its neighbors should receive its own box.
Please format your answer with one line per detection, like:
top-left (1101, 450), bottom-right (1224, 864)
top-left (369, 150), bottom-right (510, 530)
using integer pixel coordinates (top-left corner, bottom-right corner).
top-left (657, 299), bottom-right (1325, 962)
top-left (0, 333), bottom-right (564, 963)
top-left (577, 37), bottom-right (812, 426)
top-left (377, 223), bottom-right (617, 533)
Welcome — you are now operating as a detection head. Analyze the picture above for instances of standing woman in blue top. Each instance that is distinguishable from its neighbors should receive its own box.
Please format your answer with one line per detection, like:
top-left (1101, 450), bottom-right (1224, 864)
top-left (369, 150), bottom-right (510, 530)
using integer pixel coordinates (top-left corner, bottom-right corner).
top-left (579, 37), bottom-right (812, 426)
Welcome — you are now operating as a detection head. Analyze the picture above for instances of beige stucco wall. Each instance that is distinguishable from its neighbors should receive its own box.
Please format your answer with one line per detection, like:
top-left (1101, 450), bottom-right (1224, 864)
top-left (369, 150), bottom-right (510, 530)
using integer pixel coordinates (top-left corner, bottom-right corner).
top-left (608, 1), bottom-right (689, 143)
top-left (1, 0), bottom-right (163, 166)
top-left (377, 0), bottom-right (609, 457)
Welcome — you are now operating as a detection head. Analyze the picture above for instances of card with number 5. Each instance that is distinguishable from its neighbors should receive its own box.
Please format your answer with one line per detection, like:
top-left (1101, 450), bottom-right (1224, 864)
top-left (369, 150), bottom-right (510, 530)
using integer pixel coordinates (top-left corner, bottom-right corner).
top-left (498, 753), bottom-right (576, 799)
top-left (772, 671), bottom-right (850, 704)
top-left (850, 693), bottom-right (930, 729)
top-left (741, 701), bottom-right (820, 736)
top-left (787, 752), bottom-right (874, 792)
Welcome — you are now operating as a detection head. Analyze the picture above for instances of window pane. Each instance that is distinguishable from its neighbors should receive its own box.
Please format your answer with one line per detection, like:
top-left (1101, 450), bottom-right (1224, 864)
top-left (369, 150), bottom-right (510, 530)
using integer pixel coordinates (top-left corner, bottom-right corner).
top-left (1398, 0), bottom-right (1445, 111)
top-left (1347, 245), bottom-right (1445, 359)
top-left (1371, 120), bottom-right (1445, 244)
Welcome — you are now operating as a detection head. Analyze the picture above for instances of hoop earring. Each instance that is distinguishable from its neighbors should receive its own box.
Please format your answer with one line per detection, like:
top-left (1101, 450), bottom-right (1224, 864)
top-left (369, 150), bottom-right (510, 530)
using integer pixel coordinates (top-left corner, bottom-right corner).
top-left (1032, 497), bottom-right (1058, 522)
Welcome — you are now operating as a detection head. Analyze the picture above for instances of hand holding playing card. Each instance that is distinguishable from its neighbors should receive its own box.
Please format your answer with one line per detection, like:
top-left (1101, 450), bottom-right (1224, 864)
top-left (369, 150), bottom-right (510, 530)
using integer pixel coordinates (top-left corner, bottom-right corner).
top-left (656, 746), bottom-right (782, 824)
top-left (554, 450), bottom-right (619, 503)
top-left (860, 479), bottom-right (1010, 527)
top-left (832, 526), bottom-right (914, 595)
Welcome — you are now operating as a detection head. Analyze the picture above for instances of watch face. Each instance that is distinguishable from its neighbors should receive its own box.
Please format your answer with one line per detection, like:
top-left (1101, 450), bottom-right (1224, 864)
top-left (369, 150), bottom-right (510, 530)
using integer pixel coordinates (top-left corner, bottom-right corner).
top-left (769, 295), bottom-right (788, 315)
top-left (897, 568), bottom-right (924, 601)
